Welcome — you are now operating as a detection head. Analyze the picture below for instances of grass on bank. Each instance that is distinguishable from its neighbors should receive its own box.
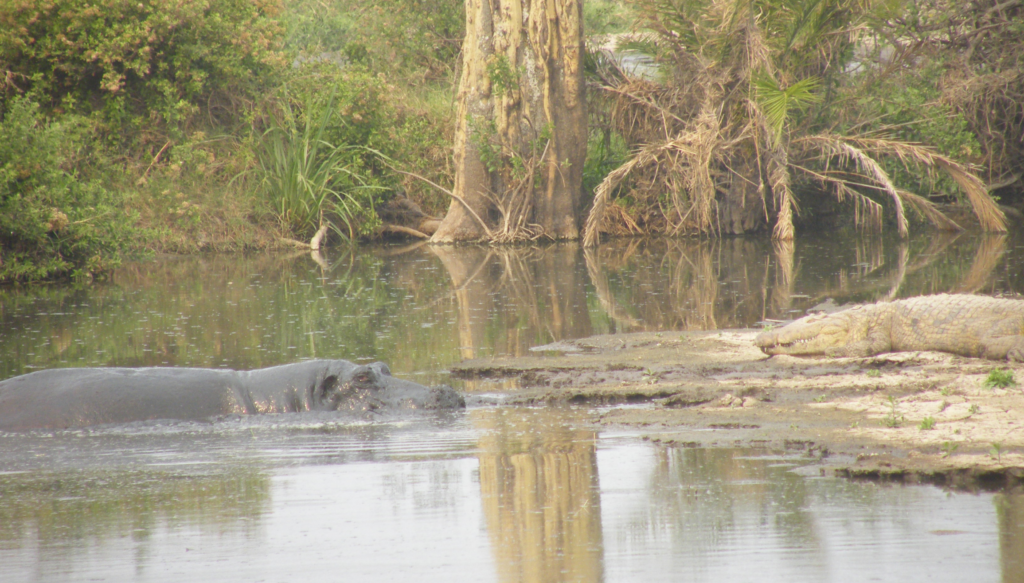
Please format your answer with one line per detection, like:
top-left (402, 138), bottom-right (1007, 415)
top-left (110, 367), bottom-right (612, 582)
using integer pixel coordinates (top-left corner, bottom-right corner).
top-left (254, 91), bottom-right (381, 241)
top-left (3, 0), bottom-right (1021, 283)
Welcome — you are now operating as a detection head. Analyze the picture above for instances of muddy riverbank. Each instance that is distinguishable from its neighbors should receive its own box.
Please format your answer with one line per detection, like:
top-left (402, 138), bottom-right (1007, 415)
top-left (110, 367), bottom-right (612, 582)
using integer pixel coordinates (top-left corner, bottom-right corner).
top-left (453, 330), bottom-right (1024, 489)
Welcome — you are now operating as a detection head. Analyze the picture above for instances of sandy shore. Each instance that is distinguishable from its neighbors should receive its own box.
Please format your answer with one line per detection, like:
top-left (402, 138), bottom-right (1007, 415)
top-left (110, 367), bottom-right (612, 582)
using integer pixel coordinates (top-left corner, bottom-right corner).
top-left (453, 330), bottom-right (1024, 489)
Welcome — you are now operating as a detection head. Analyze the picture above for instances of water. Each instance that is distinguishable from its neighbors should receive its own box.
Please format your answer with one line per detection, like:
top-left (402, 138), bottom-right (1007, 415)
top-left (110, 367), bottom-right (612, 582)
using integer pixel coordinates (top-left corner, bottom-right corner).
top-left (0, 409), bottom-right (1018, 582)
top-left (2, 232), bottom-right (1024, 581)
top-left (3, 232), bottom-right (1023, 379)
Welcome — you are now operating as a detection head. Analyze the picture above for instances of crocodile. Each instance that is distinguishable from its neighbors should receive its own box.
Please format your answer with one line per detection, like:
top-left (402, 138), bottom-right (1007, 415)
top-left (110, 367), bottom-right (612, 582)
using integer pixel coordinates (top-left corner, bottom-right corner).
top-left (755, 294), bottom-right (1024, 361)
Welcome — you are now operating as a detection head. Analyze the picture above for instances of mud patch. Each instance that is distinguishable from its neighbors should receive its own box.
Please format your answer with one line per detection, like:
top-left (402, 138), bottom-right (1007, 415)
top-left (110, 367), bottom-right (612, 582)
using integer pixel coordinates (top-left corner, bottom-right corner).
top-left (454, 330), bottom-right (1024, 488)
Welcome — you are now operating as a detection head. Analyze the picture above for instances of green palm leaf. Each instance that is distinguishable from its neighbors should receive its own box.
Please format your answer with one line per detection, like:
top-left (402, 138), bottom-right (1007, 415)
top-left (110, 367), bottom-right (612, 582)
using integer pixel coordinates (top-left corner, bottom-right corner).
top-left (753, 75), bottom-right (823, 145)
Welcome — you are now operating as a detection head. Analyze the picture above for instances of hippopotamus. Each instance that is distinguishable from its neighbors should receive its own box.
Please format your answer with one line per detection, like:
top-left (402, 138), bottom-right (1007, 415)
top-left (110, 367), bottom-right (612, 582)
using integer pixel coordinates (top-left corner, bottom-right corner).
top-left (0, 360), bottom-right (465, 431)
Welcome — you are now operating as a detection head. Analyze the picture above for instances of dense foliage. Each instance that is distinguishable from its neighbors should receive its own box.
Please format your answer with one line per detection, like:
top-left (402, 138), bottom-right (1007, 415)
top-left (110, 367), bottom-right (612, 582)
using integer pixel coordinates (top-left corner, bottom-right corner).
top-left (866, 0), bottom-right (1024, 201)
top-left (0, 0), bottom-right (1020, 282)
top-left (0, 97), bottom-right (134, 282)
top-left (0, 0), bottom-right (459, 282)
top-left (0, 0), bottom-right (288, 282)
top-left (1, 0), bottom-right (285, 141)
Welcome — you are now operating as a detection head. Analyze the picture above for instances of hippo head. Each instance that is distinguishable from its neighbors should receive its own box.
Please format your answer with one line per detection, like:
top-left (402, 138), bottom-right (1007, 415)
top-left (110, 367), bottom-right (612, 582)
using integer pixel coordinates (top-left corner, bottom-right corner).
top-left (318, 362), bottom-right (465, 413)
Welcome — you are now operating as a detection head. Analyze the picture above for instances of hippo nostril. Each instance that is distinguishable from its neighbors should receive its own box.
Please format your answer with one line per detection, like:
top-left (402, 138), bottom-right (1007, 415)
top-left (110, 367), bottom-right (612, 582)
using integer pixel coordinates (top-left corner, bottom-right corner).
top-left (428, 385), bottom-right (466, 409)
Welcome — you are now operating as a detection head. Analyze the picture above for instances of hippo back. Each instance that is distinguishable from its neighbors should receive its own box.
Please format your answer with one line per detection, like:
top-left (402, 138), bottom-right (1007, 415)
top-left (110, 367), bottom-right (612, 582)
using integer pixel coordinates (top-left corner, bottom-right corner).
top-left (0, 360), bottom-right (464, 431)
top-left (0, 367), bottom-right (246, 431)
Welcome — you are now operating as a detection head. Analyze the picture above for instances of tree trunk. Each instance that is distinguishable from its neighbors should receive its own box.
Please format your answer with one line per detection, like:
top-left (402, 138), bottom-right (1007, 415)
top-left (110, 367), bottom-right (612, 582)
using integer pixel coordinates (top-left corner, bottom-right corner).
top-left (431, 0), bottom-right (586, 243)
top-left (716, 152), bottom-right (768, 235)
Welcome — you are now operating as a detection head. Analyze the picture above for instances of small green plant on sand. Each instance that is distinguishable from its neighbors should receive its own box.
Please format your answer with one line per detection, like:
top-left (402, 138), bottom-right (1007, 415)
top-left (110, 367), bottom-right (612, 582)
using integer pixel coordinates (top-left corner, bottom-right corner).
top-left (919, 416), bottom-right (937, 430)
top-left (990, 442), bottom-right (1003, 463)
top-left (866, 369), bottom-right (881, 378)
top-left (940, 441), bottom-right (959, 458)
top-left (881, 395), bottom-right (904, 428)
top-left (940, 386), bottom-right (956, 397)
top-left (983, 368), bottom-right (1016, 390)
top-left (814, 395), bottom-right (827, 403)
top-left (969, 404), bottom-right (981, 415)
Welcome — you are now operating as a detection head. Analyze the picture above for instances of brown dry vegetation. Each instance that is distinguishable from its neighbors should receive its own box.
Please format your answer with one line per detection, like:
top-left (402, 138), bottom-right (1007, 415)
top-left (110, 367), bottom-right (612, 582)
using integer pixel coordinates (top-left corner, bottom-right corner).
top-left (880, 0), bottom-right (1024, 201)
top-left (582, 0), bottom-right (1012, 246)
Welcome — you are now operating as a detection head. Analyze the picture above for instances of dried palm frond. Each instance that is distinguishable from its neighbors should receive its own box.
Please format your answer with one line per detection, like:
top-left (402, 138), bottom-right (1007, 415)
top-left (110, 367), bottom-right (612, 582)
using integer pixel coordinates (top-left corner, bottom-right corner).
top-left (584, 142), bottom-right (687, 246)
top-left (582, 112), bottom-right (729, 247)
top-left (745, 78), bottom-right (796, 241)
top-left (835, 182), bottom-right (883, 232)
top-left (676, 102), bottom-right (722, 234)
top-left (933, 158), bottom-right (1006, 232)
top-left (797, 135), bottom-right (1007, 232)
top-left (790, 163), bottom-right (964, 233)
top-left (789, 164), bottom-right (884, 231)
top-left (741, 12), bottom-right (774, 77)
top-left (608, 79), bottom-right (702, 145)
top-left (895, 190), bottom-right (964, 232)
top-left (767, 147), bottom-right (795, 240)
top-left (852, 136), bottom-right (1004, 231)
top-left (797, 135), bottom-right (910, 236)
top-left (584, 148), bottom-right (643, 247)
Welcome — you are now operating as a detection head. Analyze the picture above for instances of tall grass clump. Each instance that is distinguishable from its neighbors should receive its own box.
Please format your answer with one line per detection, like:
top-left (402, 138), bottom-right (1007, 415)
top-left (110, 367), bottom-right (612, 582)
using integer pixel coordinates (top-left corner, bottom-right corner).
top-left (255, 90), bottom-right (382, 240)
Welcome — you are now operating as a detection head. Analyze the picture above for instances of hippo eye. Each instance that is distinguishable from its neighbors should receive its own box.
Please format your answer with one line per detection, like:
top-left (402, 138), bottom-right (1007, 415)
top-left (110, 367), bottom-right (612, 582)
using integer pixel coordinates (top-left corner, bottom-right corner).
top-left (354, 372), bottom-right (372, 384)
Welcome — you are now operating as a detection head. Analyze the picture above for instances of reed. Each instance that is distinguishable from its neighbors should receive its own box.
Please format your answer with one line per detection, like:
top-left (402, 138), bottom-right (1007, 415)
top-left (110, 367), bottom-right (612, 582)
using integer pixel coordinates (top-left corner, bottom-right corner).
top-left (256, 93), bottom-right (379, 240)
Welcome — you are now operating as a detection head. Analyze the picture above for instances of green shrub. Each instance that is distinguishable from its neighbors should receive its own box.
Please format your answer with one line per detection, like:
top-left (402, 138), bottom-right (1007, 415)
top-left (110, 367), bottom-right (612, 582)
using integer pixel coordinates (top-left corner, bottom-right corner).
top-left (281, 0), bottom-right (462, 81)
top-left (263, 64), bottom-right (454, 228)
top-left (0, 97), bottom-right (136, 282)
top-left (839, 62), bottom-right (982, 204)
top-left (0, 0), bottom-right (285, 143)
top-left (583, 128), bottom-right (628, 200)
top-left (583, 0), bottom-right (635, 35)
top-left (345, 0), bottom-right (463, 80)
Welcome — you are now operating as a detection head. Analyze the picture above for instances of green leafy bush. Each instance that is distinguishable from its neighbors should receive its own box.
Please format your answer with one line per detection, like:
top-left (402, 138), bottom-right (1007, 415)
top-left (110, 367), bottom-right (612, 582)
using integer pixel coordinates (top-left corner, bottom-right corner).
top-left (983, 368), bottom-right (1016, 389)
top-left (0, 97), bottom-right (136, 282)
top-left (583, 0), bottom-right (635, 35)
top-left (281, 0), bottom-right (462, 81)
top-left (0, 0), bottom-right (285, 142)
top-left (346, 0), bottom-right (463, 80)
top-left (842, 63), bottom-right (982, 204)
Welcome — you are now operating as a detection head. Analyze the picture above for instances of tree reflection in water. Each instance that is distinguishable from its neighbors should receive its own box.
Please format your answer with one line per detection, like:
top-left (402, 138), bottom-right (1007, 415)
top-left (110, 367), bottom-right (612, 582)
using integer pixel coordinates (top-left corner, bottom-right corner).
top-left (473, 408), bottom-right (604, 583)
top-left (996, 492), bottom-right (1024, 582)
top-left (1, 231), bottom-right (1019, 383)
top-left (432, 245), bottom-right (593, 360)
